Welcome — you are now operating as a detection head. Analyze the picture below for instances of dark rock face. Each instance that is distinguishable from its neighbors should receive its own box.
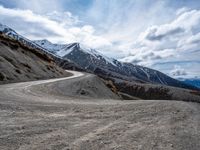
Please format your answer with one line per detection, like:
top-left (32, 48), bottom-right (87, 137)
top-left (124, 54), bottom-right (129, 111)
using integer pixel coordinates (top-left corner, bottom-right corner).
top-left (54, 56), bottom-right (84, 71)
top-left (56, 43), bottom-right (198, 90)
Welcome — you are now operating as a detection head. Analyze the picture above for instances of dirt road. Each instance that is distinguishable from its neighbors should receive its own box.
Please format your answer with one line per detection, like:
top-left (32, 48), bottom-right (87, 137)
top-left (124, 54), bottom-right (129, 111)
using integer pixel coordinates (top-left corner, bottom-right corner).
top-left (0, 71), bottom-right (200, 150)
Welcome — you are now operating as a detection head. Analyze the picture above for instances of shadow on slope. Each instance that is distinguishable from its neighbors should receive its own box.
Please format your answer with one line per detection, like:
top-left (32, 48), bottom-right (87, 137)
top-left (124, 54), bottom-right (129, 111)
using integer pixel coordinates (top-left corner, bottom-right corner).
top-left (103, 78), bottom-right (200, 102)
top-left (0, 34), bottom-right (71, 84)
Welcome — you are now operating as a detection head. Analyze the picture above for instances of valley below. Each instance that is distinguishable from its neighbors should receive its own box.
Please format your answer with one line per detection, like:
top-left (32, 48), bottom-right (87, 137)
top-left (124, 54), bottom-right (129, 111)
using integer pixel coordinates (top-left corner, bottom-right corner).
top-left (0, 70), bottom-right (200, 150)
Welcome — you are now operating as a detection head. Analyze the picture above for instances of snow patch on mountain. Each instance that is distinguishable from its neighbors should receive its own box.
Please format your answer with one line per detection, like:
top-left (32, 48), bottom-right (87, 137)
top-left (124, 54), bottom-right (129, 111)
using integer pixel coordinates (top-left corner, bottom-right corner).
top-left (0, 23), bottom-right (18, 38)
top-left (34, 40), bottom-right (66, 54)
top-left (79, 43), bottom-right (117, 66)
top-left (35, 40), bottom-right (118, 67)
top-left (56, 43), bottom-right (78, 57)
top-left (0, 23), bottom-right (59, 58)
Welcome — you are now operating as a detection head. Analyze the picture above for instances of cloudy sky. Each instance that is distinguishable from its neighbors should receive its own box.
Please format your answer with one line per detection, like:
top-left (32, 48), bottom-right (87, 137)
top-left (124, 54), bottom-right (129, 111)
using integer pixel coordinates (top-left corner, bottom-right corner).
top-left (0, 0), bottom-right (200, 78)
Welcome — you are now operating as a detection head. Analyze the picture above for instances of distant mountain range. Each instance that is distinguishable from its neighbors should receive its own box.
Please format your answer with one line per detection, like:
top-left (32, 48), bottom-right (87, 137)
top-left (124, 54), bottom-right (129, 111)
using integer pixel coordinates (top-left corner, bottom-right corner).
top-left (0, 23), bottom-right (198, 91)
top-left (33, 40), bottom-right (198, 90)
top-left (178, 78), bottom-right (200, 88)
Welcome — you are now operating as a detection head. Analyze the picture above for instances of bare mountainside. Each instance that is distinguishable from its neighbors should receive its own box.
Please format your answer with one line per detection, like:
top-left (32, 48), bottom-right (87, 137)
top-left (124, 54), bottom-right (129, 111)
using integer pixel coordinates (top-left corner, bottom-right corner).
top-left (34, 40), bottom-right (198, 91)
top-left (0, 34), bottom-right (70, 84)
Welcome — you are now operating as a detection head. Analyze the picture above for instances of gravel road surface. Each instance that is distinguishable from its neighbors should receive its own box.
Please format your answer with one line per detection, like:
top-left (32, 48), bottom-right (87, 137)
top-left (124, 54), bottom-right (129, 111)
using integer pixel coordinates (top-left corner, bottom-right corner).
top-left (0, 71), bottom-right (200, 150)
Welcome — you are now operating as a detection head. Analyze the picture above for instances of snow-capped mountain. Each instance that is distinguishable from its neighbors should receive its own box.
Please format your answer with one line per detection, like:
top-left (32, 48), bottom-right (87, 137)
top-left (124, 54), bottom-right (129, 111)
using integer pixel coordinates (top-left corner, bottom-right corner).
top-left (34, 40), bottom-right (117, 66)
top-left (0, 23), bottom-right (51, 55)
top-left (34, 40), bottom-right (66, 54)
top-left (0, 23), bottom-right (83, 71)
top-left (1, 23), bottom-right (198, 90)
top-left (35, 39), bottom-right (198, 90)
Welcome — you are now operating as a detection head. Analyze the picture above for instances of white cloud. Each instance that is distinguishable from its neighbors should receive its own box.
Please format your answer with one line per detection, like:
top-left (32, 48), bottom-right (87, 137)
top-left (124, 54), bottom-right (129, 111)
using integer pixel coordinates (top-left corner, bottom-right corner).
top-left (170, 65), bottom-right (187, 77)
top-left (85, 0), bottom-right (174, 55)
top-left (120, 9), bottom-right (200, 78)
top-left (0, 5), bottom-right (112, 49)
top-left (46, 11), bottom-right (80, 26)
top-left (14, 0), bottom-right (65, 13)
top-left (142, 25), bottom-right (184, 41)
top-left (0, 1), bottom-right (200, 78)
top-left (176, 7), bottom-right (190, 16)
top-left (0, 0), bottom-right (175, 58)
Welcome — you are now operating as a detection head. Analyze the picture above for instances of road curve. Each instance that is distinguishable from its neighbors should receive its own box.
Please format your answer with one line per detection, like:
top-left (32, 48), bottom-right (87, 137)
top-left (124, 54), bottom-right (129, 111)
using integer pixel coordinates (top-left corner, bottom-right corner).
top-left (0, 70), bottom-right (86, 104)
top-left (0, 70), bottom-right (200, 150)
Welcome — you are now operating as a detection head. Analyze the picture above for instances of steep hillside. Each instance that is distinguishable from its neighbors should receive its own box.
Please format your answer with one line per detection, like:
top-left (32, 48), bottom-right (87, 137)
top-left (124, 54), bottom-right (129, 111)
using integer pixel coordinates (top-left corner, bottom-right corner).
top-left (106, 78), bottom-right (200, 101)
top-left (35, 40), bottom-right (198, 91)
top-left (0, 34), bottom-right (70, 84)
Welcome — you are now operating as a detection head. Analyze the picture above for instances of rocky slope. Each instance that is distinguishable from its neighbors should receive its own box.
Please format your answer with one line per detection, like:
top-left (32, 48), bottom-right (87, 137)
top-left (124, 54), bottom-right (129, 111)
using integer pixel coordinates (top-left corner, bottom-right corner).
top-left (34, 39), bottom-right (200, 100)
top-left (109, 79), bottom-right (200, 101)
top-left (0, 33), bottom-right (70, 84)
top-left (1, 23), bottom-right (195, 90)
top-left (34, 40), bottom-right (198, 91)
top-left (1, 23), bottom-right (199, 100)
top-left (29, 71), bottom-right (120, 100)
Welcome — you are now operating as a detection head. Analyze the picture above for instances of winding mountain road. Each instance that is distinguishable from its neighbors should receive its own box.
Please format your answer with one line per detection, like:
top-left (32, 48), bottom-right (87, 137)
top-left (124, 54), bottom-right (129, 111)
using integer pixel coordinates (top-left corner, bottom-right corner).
top-left (0, 70), bottom-right (200, 150)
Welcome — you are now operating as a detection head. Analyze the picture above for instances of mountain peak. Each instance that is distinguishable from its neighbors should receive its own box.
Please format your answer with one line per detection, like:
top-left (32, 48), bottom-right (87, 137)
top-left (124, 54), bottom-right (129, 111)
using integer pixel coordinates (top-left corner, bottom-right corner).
top-left (34, 39), bottom-right (53, 46)
top-left (34, 39), bottom-right (66, 54)
top-left (0, 23), bottom-right (18, 37)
